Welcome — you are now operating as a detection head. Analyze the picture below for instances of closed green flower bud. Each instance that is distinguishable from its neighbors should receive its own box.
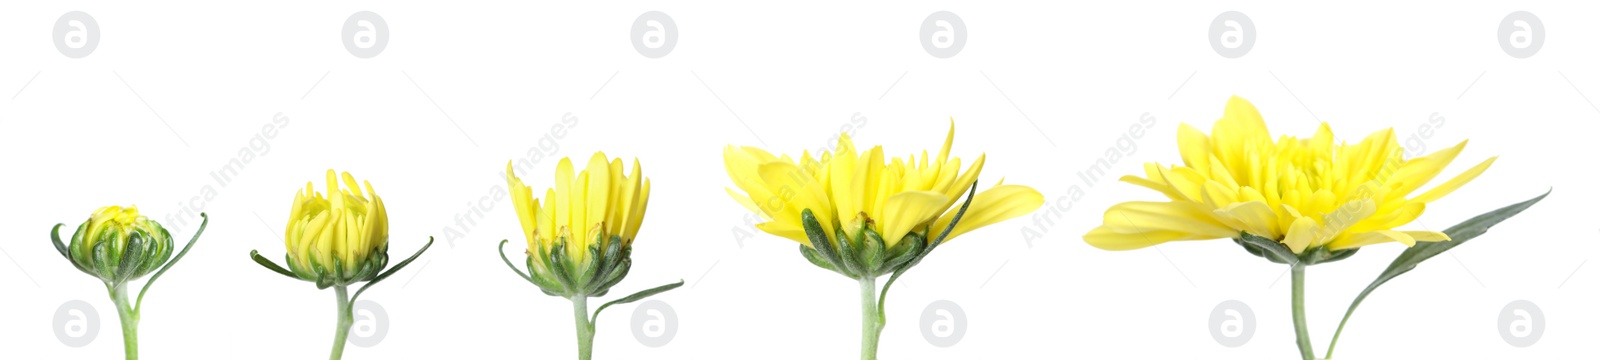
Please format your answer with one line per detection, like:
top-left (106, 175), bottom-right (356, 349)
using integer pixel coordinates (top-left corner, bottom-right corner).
top-left (52, 206), bottom-right (207, 360)
top-left (57, 206), bottom-right (173, 285)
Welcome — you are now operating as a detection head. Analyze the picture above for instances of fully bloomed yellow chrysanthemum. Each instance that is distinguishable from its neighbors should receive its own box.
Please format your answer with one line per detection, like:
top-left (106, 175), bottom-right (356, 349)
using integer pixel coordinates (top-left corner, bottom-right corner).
top-left (1085, 96), bottom-right (1495, 255)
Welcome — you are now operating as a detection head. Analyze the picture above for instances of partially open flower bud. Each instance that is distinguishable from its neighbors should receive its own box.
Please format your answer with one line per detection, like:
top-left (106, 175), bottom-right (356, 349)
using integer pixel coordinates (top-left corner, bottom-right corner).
top-left (59, 206), bottom-right (174, 285)
top-left (282, 170), bottom-right (391, 289)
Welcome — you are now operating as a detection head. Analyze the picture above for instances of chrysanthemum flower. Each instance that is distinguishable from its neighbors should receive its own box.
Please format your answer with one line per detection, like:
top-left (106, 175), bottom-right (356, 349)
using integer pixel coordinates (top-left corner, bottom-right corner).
top-left (497, 152), bottom-right (680, 360)
top-left (723, 120), bottom-right (1042, 360)
top-left (249, 170), bottom-right (432, 360)
top-left (724, 121), bottom-right (1043, 278)
top-left (1085, 96), bottom-right (1495, 255)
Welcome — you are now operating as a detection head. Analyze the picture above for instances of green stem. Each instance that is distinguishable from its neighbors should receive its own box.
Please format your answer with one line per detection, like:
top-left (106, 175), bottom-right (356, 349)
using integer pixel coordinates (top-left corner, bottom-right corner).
top-left (1325, 307), bottom-right (1356, 359)
top-left (1290, 263), bottom-right (1313, 360)
top-left (572, 296), bottom-right (595, 360)
top-left (330, 286), bottom-right (351, 360)
top-left (858, 277), bottom-right (883, 360)
top-left (109, 284), bottom-right (138, 360)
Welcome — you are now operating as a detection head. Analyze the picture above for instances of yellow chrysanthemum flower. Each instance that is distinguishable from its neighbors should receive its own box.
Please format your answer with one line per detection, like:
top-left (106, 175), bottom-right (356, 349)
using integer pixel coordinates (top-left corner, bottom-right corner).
top-left (724, 121), bottom-right (1042, 360)
top-left (724, 121), bottom-right (1043, 276)
top-left (250, 169), bottom-right (431, 360)
top-left (1085, 96), bottom-right (1495, 254)
top-left (284, 170), bottom-right (390, 284)
top-left (504, 152), bottom-right (652, 297)
top-left (499, 152), bottom-right (677, 360)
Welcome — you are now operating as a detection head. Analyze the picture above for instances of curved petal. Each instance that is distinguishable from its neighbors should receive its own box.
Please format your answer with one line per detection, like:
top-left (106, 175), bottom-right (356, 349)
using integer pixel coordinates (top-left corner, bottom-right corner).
top-left (877, 191), bottom-right (950, 247)
top-left (931, 184), bottom-right (1044, 242)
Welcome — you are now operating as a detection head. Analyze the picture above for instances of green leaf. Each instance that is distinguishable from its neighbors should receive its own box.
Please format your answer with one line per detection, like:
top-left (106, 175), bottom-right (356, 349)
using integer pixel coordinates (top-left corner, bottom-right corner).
top-left (590, 280), bottom-right (684, 325)
top-left (1326, 189), bottom-right (1549, 358)
top-left (136, 213), bottom-right (207, 313)
top-left (351, 237), bottom-right (434, 304)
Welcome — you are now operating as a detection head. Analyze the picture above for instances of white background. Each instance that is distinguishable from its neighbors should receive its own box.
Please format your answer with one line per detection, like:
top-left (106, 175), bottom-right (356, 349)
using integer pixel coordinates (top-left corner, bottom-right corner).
top-left (2, 1), bottom-right (1596, 359)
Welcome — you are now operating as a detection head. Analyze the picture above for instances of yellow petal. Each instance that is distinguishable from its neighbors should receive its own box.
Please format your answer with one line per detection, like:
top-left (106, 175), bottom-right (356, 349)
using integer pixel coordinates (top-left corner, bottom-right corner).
top-left (1412, 156), bottom-right (1496, 203)
top-left (553, 157), bottom-right (574, 237)
top-left (624, 178), bottom-right (651, 243)
top-left (1327, 230), bottom-right (1423, 250)
top-left (877, 190), bottom-right (950, 247)
top-left (1391, 140), bottom-right (1467, 196)
top-left (1214, 201), bottom-right (1281, 239)
top-left (758, 161), bottom-right (834, 243)
top-left (1095, 201), bottom-right (1237, 237)
top-left (1283, 216), bottom-right (1319, 254)
top-left (584, 152), bottom-right (612, 235)
top-left (931, 184), bottom-right (1045, 242)
top-left (1177, 123), bottom-right (1211, 172)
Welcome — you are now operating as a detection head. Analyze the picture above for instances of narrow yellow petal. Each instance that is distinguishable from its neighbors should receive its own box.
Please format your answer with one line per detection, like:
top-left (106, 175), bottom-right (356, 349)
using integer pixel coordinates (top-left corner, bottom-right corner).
top-left (1412, 156), bottom-right (1496, 203)
top-left (584, 152), bottom-right (612, 236)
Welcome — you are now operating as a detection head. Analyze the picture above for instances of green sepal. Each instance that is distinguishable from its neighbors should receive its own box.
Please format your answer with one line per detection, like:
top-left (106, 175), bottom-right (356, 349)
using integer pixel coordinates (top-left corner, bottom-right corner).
top-left (114, 235), bottom-right (146, 283)
top-left (547, 241), bottom-right (578, 296)
top-left (589, 234), bottom-right (625, 290)
top-left (286, 253), bottom-right (319, 281)
top-left (834, 226), bottom-right (865, 278)
top-left (1300, 246), bottom-right (1359, 266)
top-left (351, 250), bottom-right (389, 283)
top-left (593, 257), bottom-right (633, 296)
top-left (1233, 232), bottom-right (1298, 264)
top-left (882, 231), bottom-right (925, 273)
top-left (588, 241), bottom-right (633, 296)
top-left (250, 250), bottom-right (300, 280)
top-left (528, 244), bottom-right (565, 296)
top-left (859, 228), bottom-right (886, 275)
top-left (52, 224), bottom-right (92, 274)
top-left (91, 240), bottom-right (115, 282)
top-left (800, 244), bottom-right (842, 275)
top-left (497, 239), bottom-right (535, 283)
top-left (574, 240), bottom-right (604, 288)
top-left (1233, 231), bottom-right (1363, 266)
top-left (528, 257), bottom-right (563, 296)
top-left (67, 222), bottom-right (94, 272)
top-left (799, 209), bottom-right (849, 277)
